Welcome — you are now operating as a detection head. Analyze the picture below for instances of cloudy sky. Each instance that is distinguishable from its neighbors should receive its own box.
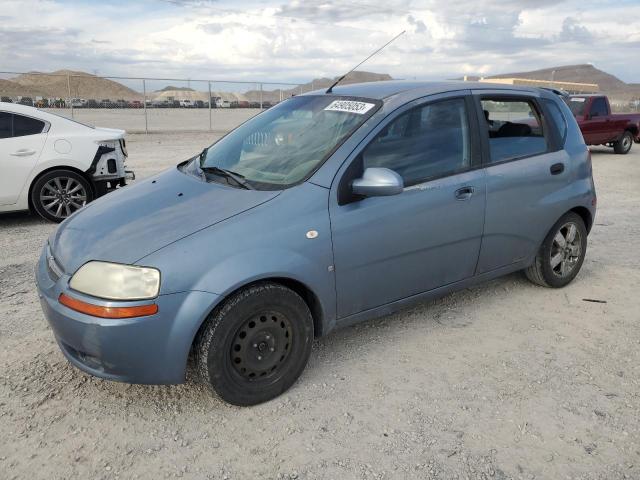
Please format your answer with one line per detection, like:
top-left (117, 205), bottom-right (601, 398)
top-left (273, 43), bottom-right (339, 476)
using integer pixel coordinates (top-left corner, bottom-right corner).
top-left (1, 0), bottom-right (639, 85)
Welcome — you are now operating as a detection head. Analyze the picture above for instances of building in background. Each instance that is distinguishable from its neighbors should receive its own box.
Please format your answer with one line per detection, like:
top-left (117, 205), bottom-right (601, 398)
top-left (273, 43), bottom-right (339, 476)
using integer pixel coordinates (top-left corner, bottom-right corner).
top-left (467, 76), bottom-right (599, 94)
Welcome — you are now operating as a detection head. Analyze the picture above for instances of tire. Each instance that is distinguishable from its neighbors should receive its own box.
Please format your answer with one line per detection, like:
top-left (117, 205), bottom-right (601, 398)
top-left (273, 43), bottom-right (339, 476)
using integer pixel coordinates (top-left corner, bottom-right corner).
top-left (31, 169), bottom-right (94, 222)
top-left (525, 212), bottom-right (588, 288)
top-left (194, 282), bottom-right (314, 406)
top-left (613, 131), bottom-right (633, 154)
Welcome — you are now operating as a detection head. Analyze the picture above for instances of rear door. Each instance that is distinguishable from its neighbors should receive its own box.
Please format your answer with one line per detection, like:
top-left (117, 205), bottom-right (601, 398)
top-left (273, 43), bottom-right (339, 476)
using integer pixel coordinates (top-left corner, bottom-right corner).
top-left (0, 112), bottom-right (48, 205)
top-left (473, 90), bottom-right (571, 273)
top-left (329, 92), bottom-right (486, 318)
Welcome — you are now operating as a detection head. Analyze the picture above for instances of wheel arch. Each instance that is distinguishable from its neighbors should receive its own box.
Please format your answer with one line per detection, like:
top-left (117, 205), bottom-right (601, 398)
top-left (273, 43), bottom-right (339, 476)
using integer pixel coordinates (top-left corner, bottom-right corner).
top-left (27, 165), bottom-right (95, 212)
top-left (191, 276), bottom-right (325, 355)
top-left (569, 206), bottom-right (593, 234)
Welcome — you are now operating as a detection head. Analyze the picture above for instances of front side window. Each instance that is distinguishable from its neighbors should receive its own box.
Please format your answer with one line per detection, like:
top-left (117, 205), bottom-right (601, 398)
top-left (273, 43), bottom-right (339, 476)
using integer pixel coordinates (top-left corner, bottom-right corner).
top-left (481, 98), bottom-right (547, 163)
top-left (0, 112), bottom-right (11, 139)
top-left (200, 95), bottom-right (380, 189)
top-left (362, 98), bottom-right (471, 186)
top-left (12, 114), bottom-right (45, 137)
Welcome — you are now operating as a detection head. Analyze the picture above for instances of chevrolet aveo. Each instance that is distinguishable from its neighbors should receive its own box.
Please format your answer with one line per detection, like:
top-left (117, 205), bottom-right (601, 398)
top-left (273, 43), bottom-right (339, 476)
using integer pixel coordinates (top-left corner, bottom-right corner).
top-left (36, 81), bottom-right (596, 405)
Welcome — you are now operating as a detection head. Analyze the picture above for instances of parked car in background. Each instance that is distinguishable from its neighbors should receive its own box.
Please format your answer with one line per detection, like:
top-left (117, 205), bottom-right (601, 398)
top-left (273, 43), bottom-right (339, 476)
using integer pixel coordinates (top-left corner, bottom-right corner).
top-left (37, 82), bottom-right (595, 405)
top-left (0, 102), bottom-right (133, 222)
top-left (179, 99), bottom-right (194, 108)
top-left (18, 97), bottom-right (34, 106)
top-left (565, 94), bottom-right (640, 154)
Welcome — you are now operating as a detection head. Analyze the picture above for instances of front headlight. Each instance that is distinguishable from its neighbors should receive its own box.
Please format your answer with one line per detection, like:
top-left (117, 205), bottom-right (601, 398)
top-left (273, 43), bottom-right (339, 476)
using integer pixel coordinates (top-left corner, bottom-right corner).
top-left (70, 261), bottom-right (160, 300)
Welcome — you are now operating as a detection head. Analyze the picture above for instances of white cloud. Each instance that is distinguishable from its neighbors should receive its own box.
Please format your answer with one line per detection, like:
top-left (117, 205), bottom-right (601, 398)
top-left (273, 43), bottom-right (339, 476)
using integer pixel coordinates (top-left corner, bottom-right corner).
top-left (0, 0), bottom-right (639, 84)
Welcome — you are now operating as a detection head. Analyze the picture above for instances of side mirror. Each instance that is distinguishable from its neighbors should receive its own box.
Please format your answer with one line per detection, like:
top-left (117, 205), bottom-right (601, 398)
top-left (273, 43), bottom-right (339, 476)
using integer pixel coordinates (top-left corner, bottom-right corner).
top-left (352, 167), bottom-right (404, 197)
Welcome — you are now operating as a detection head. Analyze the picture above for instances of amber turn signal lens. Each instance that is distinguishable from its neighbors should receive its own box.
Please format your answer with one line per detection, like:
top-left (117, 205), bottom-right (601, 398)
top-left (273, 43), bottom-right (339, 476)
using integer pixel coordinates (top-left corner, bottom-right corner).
top-left (59, 293), bottom-right (158, 319)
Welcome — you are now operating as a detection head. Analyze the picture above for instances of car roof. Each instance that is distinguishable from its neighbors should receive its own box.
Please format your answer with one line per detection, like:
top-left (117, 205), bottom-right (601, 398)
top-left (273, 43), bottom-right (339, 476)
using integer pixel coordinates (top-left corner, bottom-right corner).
top-left (303, 80), bottom-right (548, 101)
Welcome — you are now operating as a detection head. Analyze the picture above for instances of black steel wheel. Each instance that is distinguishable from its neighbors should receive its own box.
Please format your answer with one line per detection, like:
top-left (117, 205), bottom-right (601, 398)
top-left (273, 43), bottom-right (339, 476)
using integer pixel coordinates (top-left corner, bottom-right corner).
top-left (524, 212), bottom-right (588, 288)
top-left (230, 310), bottom-right (293, 381)
top-left (31, 169), bottom-right (94, 222)
top-left (195, 282), bottom-right (314, 406)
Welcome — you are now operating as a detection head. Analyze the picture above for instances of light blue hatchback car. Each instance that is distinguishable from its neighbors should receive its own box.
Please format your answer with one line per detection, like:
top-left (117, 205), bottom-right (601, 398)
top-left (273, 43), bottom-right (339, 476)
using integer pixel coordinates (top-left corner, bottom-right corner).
top-left (36, 81), bottom-right (596, 405)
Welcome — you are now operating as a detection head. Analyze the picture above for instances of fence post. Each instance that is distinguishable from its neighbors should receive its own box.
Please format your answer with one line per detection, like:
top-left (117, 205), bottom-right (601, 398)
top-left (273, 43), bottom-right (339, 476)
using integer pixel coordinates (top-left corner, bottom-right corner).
top-left (67, 74), bottom-right (73, 119)
top-left (208, 81), bottom-right (212, 131)
top-left (142, 79), bottom-right (148, 134)
top-left (260, 83), bottom-right (263, 110)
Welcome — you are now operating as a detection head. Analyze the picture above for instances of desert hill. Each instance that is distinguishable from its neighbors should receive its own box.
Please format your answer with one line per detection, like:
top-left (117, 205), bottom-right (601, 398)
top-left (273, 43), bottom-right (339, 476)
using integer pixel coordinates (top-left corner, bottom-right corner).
top-left (10, 70), bottom-right (141, 100)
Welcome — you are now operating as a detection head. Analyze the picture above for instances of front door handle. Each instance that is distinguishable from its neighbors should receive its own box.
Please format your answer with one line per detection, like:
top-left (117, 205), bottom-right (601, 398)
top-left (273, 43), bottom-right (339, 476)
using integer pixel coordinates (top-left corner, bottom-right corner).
top-left (455, 186), bottom-right (474, 201)
top-left (550, 163), bottom-right (565, 175)
top-left (10, 149), bottom-right (36, 157)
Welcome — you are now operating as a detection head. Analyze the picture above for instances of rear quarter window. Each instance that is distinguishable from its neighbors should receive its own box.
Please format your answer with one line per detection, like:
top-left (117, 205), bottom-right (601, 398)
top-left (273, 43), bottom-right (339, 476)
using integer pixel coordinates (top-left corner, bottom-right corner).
top-left (13, 114), bottom-right (45, 137)
top-left (544, 99), bottom-right (568, 142)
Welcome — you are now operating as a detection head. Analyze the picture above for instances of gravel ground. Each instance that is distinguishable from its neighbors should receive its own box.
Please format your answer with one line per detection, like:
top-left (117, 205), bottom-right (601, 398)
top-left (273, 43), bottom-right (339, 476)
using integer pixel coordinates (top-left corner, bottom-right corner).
top-left (0, 133), bottom-right (639, 480)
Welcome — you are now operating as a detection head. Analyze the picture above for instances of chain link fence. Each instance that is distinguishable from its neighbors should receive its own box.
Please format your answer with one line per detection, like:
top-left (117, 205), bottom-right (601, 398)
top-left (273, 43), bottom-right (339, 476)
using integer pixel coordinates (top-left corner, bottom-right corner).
top-left (0, 71), bottom-right (312, 133)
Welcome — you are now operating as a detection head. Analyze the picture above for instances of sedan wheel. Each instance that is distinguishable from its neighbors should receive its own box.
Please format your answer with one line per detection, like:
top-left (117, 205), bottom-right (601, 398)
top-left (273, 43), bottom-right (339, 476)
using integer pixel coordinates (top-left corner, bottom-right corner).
top-left (31, 170), bottom-right (94, 223)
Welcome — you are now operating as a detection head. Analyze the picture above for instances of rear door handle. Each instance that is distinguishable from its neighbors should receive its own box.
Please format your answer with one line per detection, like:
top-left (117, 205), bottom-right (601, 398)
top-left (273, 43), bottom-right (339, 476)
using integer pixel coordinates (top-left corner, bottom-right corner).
top-left (10, 149), bottom-right (36, 157)
top-left (455, 186), bottom-right (474, 201)
top-left (550, 163), bottom-right (565, 175)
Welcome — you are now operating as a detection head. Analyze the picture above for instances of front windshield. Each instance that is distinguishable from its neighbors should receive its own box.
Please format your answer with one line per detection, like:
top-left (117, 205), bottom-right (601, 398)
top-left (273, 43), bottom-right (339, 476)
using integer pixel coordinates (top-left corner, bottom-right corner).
top-left (200, 95), bottom-right (380, 189)
top-left (565, 97), bottom-right (586, 116)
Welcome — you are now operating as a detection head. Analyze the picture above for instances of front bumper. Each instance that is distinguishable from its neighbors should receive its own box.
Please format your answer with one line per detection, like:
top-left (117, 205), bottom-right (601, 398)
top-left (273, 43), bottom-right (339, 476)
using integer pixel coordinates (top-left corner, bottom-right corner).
top-left (35, 246), bottom-right (219, 384)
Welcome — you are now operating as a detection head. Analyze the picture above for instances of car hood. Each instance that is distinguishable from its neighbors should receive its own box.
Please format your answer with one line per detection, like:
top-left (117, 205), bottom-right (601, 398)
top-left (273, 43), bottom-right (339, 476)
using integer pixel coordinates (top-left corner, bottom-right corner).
top-left (50, 166), bottom-right (281, 274)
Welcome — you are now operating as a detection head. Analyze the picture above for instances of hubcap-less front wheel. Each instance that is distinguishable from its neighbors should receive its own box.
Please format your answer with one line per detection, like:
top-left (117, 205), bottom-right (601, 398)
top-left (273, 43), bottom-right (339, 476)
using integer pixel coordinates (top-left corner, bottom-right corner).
top-left (550, 222), bottom-right (582, 278)
top-left (231, 311), bottom-right (293, 380)
top-left (39, 177), bottom-right (88, 219)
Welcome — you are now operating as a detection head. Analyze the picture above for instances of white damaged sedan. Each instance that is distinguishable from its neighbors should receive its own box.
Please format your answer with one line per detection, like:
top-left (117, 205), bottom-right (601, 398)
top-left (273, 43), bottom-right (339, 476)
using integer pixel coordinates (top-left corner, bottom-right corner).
top-left (0, 102), bottom-right (133, 222)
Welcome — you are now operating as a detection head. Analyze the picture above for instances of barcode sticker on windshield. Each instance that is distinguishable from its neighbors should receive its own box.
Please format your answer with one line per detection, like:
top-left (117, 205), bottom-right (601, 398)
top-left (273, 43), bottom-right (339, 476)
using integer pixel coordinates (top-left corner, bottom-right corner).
top-left (324, 100), bottom-right (376, 115)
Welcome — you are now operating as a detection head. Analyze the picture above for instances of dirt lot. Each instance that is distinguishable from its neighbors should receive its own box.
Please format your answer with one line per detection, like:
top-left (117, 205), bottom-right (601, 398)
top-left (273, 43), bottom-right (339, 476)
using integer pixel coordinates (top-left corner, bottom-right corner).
top-left (1, 134), bottom-right (639, 480)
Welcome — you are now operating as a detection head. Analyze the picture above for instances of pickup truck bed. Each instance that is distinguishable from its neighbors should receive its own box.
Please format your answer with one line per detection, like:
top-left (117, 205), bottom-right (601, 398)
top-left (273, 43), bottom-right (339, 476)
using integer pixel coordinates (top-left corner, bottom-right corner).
top-left (565, 94), bottom-right (640, 154)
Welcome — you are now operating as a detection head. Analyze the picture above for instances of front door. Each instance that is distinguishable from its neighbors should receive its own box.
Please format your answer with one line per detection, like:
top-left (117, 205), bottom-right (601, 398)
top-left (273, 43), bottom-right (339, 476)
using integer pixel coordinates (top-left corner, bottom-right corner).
top-left (329, 94), bottom-right (486, 319)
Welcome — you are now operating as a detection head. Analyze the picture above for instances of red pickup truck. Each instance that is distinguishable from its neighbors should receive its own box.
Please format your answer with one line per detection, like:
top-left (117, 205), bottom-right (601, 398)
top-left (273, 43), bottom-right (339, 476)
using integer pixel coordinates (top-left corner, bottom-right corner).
top-left (565, 94), bottom-right (640, 154)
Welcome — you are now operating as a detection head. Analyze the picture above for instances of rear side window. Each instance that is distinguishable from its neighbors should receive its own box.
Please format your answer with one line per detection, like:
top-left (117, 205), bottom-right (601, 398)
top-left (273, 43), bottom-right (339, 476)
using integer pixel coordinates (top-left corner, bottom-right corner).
top-left (590, 97), bottom-right (607, 117)
top-left (481, 99), bottom-right (546, 163)
top-left (544, 99), bottom-right (567, 142)
top-left (13, 114), bottom-right (45, 137)
top-left (0, 112), bottom-right (11, 139)
top-left (362, 98), bottom-right (471, 186)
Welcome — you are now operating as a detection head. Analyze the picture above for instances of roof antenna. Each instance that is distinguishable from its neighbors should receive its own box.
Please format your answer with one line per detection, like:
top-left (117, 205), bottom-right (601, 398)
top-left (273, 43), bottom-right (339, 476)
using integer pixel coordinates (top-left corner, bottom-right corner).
top-left (326, 30), bottom-right (406, 94)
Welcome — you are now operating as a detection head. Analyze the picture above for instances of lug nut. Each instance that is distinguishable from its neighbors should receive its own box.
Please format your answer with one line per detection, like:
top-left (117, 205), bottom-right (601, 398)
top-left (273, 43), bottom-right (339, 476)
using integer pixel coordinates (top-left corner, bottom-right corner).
top-left (257, 356), bottom-right (262, 360)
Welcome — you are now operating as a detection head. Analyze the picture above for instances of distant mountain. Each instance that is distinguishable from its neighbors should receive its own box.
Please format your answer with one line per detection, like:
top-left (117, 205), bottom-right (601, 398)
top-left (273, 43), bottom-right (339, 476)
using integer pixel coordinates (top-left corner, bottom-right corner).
top-left (455, 64), bottom-right (640, 103)
top-left (0, 78), bottom-right (46, 98)
top-left (11, 70), bottom-right (141, 100)
top-left (156, 85), bottom-right (196, 92)
top-left (487, 64), bottom-right (628, 91)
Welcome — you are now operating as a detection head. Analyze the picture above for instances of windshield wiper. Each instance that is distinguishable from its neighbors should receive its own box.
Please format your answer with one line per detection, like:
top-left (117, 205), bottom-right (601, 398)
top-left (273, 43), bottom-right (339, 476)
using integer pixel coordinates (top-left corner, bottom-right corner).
top-left (200, 166), bottom-right (254, 190)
